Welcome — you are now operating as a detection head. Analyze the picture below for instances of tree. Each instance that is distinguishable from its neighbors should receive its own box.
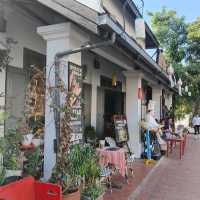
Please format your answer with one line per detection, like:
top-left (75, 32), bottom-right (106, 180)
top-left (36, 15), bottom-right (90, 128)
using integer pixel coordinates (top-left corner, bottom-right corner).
top-left (148, 8), bottom-right (200, 118)
top-left (187, 17), bottom-right (200, 61)
top-left (185, 17), bottom-right (200, 115)
top-left (148, 7), bottom-right (187, 64)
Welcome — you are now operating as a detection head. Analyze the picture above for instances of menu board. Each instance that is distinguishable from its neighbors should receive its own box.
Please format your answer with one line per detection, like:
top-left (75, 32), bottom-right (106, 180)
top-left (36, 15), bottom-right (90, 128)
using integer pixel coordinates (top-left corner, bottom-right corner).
top-left (68, 62), bottom-right (83, 143)
top-left (113, 115), bottom-right (129, 144)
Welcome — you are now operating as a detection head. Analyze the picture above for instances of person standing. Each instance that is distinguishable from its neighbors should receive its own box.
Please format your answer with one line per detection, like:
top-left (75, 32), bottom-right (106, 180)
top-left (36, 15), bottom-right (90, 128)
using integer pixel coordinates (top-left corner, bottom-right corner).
top-left (192, 115), bottom-right (199, 135)
top-left (198, 115), bottom-right (200, 137)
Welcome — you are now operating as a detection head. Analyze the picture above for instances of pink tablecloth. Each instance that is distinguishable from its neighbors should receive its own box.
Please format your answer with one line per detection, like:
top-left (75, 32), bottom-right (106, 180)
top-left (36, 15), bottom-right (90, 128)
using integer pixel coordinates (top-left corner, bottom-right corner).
top-left (97, 148), bottom-right (126, 177)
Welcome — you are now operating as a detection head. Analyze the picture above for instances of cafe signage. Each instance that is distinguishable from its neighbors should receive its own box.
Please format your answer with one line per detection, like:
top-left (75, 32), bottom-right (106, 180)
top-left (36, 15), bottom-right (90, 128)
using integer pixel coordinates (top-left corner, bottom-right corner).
top-left (68, 62), bottom-right (83, 143)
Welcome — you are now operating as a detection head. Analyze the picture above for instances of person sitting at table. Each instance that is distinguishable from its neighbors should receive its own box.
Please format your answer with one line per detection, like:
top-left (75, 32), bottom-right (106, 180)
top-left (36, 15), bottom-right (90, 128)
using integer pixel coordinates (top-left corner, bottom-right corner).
top-left (162, 117), bottom-right (173, 139)
top-left (162, 117), bottom-right (181, 140)
top-left (145, 110), bottom-right (167, 151)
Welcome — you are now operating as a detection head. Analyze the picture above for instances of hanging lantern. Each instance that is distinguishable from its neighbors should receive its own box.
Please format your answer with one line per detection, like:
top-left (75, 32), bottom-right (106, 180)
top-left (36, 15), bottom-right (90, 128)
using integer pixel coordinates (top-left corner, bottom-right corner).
top-left (112, 73), bottom-right (117, 87)
top-left (188, 91), bottom-right (191, 97)
top-left (167, 65), bottom-right (174, 75)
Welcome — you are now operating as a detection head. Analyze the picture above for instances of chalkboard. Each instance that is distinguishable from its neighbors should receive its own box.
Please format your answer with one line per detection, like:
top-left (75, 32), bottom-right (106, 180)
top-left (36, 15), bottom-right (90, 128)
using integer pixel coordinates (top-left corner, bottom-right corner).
top-left (113, 115), bottom-right (129, 144)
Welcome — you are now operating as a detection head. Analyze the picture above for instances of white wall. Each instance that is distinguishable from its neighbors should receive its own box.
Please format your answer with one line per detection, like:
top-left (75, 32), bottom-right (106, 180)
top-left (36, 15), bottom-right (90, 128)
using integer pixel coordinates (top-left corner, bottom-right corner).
top-left (102, 0), bottom-right (136, 39)
top-left (124, 72), bottom-right (142, 158)
top-left (0, 70), bottom-right (6, 137)
top-left (6, 8), bottom-right (46, 69)
top-left (75, 0), bottom-right (104, 13)
top-left (82, 51), bottom-right (126, 90)
top-left (152, 87), bottom-right (162, 120)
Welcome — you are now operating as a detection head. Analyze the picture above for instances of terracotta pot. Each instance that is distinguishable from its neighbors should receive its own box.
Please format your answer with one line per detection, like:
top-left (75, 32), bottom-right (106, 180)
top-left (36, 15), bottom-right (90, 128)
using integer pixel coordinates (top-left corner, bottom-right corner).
top-left (62, 189), bottom-right (80, 200)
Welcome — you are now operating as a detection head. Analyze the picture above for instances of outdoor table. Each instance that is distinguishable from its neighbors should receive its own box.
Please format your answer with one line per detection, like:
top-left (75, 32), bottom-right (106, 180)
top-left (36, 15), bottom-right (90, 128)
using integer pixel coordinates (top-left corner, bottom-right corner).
top-left (97, 147), bottom-right (126, 177)
top-left (166, 138), bottom-right (185, 159)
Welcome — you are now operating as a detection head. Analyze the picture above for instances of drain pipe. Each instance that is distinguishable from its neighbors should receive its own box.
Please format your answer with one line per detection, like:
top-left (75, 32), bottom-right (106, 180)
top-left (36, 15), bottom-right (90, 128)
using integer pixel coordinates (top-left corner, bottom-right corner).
top-left (55, 33), bottom-right (116, 60)
top-left (53, 33), bottom-right (116, 154)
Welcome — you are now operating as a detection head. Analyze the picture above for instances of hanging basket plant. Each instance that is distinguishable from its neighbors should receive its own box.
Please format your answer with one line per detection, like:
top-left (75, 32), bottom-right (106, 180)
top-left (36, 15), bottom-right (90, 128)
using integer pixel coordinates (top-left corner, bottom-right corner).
top-left (0, 38), bottom-right (17, 72)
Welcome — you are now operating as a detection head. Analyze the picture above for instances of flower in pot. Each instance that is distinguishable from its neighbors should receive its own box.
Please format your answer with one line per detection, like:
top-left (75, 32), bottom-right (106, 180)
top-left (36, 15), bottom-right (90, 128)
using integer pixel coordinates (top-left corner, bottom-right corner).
top-left (0, 128), bottom-right (23, 178)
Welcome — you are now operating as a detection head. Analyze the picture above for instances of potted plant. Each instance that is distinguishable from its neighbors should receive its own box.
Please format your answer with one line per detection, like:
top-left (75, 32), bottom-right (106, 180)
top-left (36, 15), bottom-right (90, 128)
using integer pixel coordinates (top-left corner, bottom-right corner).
top-left (68, 144), bottom-right (100, 185)
top-left (28, 115), bottom-right (44, 147)
top-left (68, 144), bottom-right (104, 200)
top-left (84, 126), bottom-right (96, 145)
top-left (23, 147), bottom-right (43, 179)
top-left (49, 91), bottom-right (81, 200)
top-left (81, 185), bottom-right (104, 200)
top-left (0, 128), bottom-right (23, 178)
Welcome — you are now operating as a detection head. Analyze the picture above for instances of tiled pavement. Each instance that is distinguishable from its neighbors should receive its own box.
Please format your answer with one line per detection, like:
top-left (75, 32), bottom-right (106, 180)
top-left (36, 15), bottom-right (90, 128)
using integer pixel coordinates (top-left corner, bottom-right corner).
top-left (103, 135), bottom-right (200, 200)
top-left (103, 160), bottom-right (155, 200)
top-left (132, 135), bottom-right (200, 200)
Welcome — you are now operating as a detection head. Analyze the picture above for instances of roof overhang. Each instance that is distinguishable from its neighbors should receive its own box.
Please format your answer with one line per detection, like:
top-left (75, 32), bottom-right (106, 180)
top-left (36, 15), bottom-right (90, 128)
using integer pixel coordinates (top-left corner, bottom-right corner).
top-left (37, 0), bottom-right (98, 33)
top-left (98, 14), bottom-right (177, 93)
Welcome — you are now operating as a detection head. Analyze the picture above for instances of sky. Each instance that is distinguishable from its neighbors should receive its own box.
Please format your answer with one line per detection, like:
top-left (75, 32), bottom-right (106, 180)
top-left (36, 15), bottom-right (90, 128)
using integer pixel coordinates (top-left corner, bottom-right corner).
top-left (141, 0), bottom-right (200, 24)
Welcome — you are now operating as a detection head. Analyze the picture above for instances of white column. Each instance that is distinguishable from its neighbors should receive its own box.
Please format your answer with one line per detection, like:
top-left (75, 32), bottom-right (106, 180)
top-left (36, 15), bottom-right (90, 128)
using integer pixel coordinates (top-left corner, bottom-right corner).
top-left (0, 70), bottom-right (6, 137)
top-left (124, 72), bottom-right (142, 158)
top-left (0, 69), bottom-right (6, 166)
top-left (152, 87), bottom-right (162, 120)
top-left (91, 70), bottom-right (98, 128)
top-left (37, 22), bottom-right (86, 180)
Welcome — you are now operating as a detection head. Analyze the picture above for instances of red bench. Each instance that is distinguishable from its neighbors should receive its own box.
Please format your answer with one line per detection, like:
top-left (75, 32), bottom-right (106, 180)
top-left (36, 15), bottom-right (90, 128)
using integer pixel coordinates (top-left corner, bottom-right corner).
top-left (0, 177), bottom-right (61, 200)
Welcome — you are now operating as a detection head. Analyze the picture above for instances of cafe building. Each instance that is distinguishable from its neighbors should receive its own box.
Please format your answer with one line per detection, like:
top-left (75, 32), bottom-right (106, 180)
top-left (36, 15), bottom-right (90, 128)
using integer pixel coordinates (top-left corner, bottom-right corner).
top-left (0, 0), bottom-right (177, 179)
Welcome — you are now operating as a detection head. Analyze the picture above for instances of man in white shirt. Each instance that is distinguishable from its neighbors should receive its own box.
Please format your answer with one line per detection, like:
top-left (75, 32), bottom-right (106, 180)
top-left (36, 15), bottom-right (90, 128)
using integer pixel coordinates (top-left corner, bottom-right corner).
top-left (192, 115), bottom-right (199, 135)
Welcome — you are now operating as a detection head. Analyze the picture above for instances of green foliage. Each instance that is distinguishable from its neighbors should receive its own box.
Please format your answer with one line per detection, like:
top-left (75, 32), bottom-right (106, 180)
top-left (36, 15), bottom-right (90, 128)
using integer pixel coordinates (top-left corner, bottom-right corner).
top-left (50, 144), bottom-right (100, 195)
top-left (23, 147), bottom-right (43, 179)
top-left (149, 8), bottom-right (200, 118)
top-left (187, 17), bottom-right (200, 61)
top-left (82, 184), bottom-right (104, 200)
top-left (148, 7), bottom-right (187, 64)
top-left (0, 129), bottom-right (23, 170)
top-left (68, 144), bottom-right (100, 186)
top-left (0, 112), bottom-right (9, 124)
top-left (0, 166), bottom-right (6, 185)
top-left (84, 126), bottom-right (97, 146)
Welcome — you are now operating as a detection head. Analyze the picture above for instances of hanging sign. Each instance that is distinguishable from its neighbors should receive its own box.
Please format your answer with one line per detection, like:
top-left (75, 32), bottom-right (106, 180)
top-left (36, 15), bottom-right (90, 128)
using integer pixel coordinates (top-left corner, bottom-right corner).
top-left (68, 62), bottom-right (83, 143)
top-left (113, 115), bottom-right (129, 144)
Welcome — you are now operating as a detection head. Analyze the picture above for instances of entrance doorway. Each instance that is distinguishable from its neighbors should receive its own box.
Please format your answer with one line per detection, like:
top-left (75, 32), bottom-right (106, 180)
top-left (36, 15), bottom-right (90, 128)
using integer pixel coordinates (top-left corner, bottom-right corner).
top-left (104, 89), bottom-right (125, 138)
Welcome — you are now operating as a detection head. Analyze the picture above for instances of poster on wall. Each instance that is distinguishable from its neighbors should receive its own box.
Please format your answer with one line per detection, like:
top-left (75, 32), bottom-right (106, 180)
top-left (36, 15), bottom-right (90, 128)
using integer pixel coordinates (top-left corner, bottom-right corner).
top-left (113, 115), bottom-right (129, 144)
top-left (68, 62), bottom-right (83, 143)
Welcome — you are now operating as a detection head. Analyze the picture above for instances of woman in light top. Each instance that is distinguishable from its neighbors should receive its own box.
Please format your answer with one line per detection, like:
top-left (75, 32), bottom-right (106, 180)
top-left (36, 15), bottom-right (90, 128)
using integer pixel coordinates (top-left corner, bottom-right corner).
top-left (145, 110), bottom-right (167, 151)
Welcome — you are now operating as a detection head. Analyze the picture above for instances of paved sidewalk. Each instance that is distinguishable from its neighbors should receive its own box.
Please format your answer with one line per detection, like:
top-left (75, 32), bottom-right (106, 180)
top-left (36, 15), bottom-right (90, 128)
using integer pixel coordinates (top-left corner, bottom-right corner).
top-left (103, 160), bottom-right (154, 200)
top-left (130, 135), bottom-right (200, 200)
